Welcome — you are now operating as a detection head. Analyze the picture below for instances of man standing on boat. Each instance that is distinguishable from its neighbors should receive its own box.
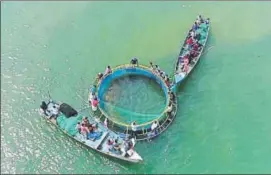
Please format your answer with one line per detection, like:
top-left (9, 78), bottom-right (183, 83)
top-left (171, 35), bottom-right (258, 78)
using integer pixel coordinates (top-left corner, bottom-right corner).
top-left (130, 57), bottom-right (138, 67)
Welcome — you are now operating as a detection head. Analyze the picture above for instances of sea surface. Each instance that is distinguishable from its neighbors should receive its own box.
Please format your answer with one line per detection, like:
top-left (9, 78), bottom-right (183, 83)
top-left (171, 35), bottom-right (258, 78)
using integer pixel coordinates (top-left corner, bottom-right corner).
top-left (1, 1), bottom-right (271, 174)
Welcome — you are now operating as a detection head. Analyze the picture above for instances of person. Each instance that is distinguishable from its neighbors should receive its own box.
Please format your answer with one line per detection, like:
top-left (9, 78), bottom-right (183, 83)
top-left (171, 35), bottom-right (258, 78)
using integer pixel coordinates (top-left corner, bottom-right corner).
top-left (160, 70), bottom-right (166, 79)
top-left (97, 73), bottom-right (103, 81)
top-left (155, 65), bottom-right (160, 74)
top-left (151, 120), bottom-right (158, 132)
top-left (188, 53), bottom-right (193, 64)
top-left (192, 22), bottom-right (198, 31)
top-left (82, 116), bottom-right (90, 125)
top-left (190, 30), bottom-right (196, 38)
top-left (193, 42), bottom-right (199, 51)
top-left (40, 101), bottom-right (47, 113)
top-left (165, 77), bottom-right (170, 87)
top-left (164, 74), bottom-right (169, 81)
top-left (104, 118), bottom-right (108, 128)
top-left (166, 102), bottom-right (173, 116)
top-left (113, 138), bottom-right (122, 151)
top-left (88, 85), bottom-right (97, 103)
top-left (178, 56), bottom-right (183, 64)
top-left (169, 91), bottom-right (176, 102)
top-left (107, 138), bottom-right (114, 151)
top-left (149, 61), bottom-right (154, 69)
top-left (130, 57), bottom-right (138, 66)
top-left (131, 121), bottom-right (137, 138)
top-left (76, 122), bottom-right (81, 133)
top-left (186, 36), bottom-right (194, 48)
top-left (104, 66), bottom-right (112, 75)
top-left (80, 123), bottom-right (89, 139)
top-left (91, 97), bottom-right (99, 111)
top-left (87, 125), bottom-right (94, 133)
top-left (183, 58), bottom-right (189, 73)
top-left (205, 18), bottom-right (210, 24)
top-left (196, 15), bottom-right (202, 25)
top-left (190, 50), bottom-right (198, 60)
top-left (194, 32), bottom-right (201, 41)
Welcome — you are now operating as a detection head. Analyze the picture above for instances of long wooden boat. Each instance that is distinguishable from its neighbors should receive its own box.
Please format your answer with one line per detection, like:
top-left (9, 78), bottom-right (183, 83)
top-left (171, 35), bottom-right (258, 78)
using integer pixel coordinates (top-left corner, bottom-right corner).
top-left (171, 16), bottom-right (210, 92)
top-left (39, 99), bottom-right (143, 163)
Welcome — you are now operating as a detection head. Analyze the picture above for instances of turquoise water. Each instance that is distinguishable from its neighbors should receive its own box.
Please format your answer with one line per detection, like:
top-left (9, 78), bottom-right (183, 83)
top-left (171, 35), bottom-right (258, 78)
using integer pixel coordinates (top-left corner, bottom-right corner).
top-left (1, 1), bottom-right (271, 174)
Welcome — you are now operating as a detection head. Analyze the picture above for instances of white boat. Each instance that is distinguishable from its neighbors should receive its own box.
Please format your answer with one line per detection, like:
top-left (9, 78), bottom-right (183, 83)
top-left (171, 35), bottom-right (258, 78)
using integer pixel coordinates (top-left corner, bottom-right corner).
top-left (39, 99), bottom-right (143, 163)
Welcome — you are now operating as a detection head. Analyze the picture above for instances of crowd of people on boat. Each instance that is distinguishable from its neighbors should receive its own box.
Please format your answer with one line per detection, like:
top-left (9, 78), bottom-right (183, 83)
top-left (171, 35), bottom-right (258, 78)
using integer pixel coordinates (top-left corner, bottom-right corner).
top-left (177, 15), bottom-right (209, 74)
top-left (76, 116), bottom-right (103, 140)
top-left (106, 136), bottom-right (136, 157)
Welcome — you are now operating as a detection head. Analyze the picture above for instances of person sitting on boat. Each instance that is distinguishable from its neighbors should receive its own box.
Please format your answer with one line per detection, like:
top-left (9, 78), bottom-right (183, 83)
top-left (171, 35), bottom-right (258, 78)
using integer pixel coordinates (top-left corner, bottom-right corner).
top-left (87, 128), bottom-right (103, 141)
top-left (188, 53), bottom-right (194, 64)
top-left (165, 77), bottom-right (171, 87)
top-left (196, 15), bottom-right (203, 25)
top-left (190, 30), bottom-right (196, 38)
top-left (131, 121), bottom-right (138, 138)
top-left (104, 65), bottom-right (112, 75)
top-left (182, 54), bottom-right (189, 62)
top-left (178, 55), bottom-right (184, 64)
top-left (197, 15), bottom-right (204, 23)
top-left (186, 36), bottom-right (194, 49)
top-left (40, 101), bottom-right (47, 114)
top-left (193, 42), bottom-right (200, 51)
top-left (160, 70), bottom-right (166, 79)
top-left (182, 58), bottom-right (189, 73)
top-left (96, 73), bottom-right (103, 82)
top-left (76, 122), bottom-right (81, 134)
top-left (205, 18), bottom-right (210, 24)
top-left (190, 50), bottom-right (199, 61)
top-left (103, 118), bottom-right (108, 128)
top-left (107, 138), bottom-right (114, 151)
top-left (149, 61), bottom-right (155, 70)
top-left (194, 32), bottom-right (201, 41)
top-left (164, 74), bottom-right (169, 81)
top-left (166, 102), bottom-right (173, 116)
top-left (82, 116), bottom-right (90, 126)
top-left (88, 125), bottom-right (94, 133)
top-left (168, 91), bottom-right (176, 102)
top-left (113, 138), bottom-right (122, 152)
top-left (80, 123), bottom-right (89, 139)
top-left (192, 22), bottom-right (199, 31)
top-left (130, 57), bottom-right (138, 66)
top-left (155, 65), bottom-right (161, 73)
top-left (88, 85), bottom-right (97, 103)
top-left (90, 85), bottom-right (97, 95)
top-left (151, 120), bottom-right (159, 134)
top-left (91, 97), bottom-right (99, 111)
top-left (91, 123), bottom-right (98, 131)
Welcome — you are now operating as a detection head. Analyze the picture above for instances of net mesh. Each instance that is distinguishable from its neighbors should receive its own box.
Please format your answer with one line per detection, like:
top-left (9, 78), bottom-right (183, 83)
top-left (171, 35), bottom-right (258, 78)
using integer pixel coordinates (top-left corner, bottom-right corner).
top-left (100, 100), bottom-right (161, 125)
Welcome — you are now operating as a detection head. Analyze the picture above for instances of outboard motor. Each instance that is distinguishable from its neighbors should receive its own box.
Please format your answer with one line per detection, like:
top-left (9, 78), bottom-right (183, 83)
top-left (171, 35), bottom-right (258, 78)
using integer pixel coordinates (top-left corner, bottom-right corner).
top-left (40, 101), bottom-right (48, 115)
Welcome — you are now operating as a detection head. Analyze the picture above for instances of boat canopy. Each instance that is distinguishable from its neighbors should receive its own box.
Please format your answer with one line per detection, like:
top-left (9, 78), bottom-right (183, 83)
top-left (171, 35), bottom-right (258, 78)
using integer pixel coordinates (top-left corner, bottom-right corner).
top-left (59, 103), bottom-right (78, 118)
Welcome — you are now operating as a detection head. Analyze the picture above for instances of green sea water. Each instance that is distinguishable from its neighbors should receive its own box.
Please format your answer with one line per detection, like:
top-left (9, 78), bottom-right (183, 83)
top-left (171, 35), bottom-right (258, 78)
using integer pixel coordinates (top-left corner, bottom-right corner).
top-left (1, 1), bottom-right (271, 174)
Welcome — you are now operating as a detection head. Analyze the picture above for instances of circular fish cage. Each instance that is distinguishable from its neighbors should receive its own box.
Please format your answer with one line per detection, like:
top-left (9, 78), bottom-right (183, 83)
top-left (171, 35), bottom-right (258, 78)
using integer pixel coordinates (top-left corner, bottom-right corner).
top-left (92, 64), bottom-right (178, 141)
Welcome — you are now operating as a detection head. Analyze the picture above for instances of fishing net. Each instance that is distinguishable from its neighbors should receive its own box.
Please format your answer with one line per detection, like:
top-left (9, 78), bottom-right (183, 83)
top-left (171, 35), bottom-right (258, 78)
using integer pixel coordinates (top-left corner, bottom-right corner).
top-left (100, 100), bottom-right (162, 125)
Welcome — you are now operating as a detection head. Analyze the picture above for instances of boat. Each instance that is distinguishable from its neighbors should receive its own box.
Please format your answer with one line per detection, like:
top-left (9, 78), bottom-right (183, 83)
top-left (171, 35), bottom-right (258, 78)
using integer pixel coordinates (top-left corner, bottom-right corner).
top-left (171, 16), bottom-right (210, 92)
top-left (38, 99), bottom-right (143, 163)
